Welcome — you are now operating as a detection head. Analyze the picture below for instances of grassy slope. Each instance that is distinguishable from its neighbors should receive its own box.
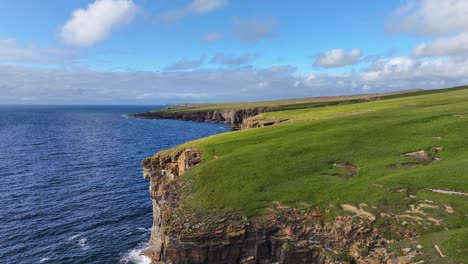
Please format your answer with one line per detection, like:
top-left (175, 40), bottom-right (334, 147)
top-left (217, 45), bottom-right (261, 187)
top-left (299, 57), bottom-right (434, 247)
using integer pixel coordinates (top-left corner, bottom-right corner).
top-left (156, 89), bottom-right (424, 113)
top-left (167, 87), bottom-right (468, 262)
top-left (153, 86), bottom-right (468, 113)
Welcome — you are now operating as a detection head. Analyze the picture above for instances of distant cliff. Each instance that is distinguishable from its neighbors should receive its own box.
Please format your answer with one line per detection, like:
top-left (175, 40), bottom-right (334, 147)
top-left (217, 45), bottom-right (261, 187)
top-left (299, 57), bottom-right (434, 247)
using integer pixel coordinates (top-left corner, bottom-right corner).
top-left (130, 108), bottom-right (266, 130)
top-left (141, 148), bottom-right (399, 264)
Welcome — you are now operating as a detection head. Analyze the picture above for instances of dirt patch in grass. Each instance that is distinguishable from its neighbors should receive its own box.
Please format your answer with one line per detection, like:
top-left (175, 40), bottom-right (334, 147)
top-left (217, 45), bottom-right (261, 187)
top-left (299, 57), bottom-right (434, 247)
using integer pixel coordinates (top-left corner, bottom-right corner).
top-left (425, 188), bottom-right (468, 196)
top-left (325, 162), bottom-right (359, 178)
top-left (402, 150), bottom-right (431, 160)
top-left (390, 146), bottom-right (444, 170)
top-left (340, 204), bottom-right (376, 221)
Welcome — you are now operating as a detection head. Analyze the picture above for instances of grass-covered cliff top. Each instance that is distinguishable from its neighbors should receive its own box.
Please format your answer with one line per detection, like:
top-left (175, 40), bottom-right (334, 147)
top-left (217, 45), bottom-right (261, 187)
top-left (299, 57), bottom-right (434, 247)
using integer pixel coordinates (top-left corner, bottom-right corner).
top-left (160, 86), bottom-right (468, 262)
top-left (153, 89), bottom-right (428, 113)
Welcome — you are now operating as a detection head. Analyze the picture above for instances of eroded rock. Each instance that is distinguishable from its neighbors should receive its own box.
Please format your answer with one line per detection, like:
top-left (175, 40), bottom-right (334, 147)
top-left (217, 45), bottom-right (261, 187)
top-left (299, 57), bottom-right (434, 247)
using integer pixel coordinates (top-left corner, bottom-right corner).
top-left (142, 149), bottom-right (414, 264)
top-left (131, 108), bottom-right (266, 130)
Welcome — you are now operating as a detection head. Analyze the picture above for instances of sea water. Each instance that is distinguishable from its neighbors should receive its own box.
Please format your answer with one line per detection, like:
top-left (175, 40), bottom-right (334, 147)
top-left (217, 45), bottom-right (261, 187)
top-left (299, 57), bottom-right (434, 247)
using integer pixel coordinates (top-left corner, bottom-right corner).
top-left (0, 105), bottom-right (228, 263)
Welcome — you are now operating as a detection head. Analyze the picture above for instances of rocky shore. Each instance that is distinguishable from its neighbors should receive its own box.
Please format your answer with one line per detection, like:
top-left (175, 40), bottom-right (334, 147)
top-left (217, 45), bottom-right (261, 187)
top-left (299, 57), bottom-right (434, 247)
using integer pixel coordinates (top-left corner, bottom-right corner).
top-left (130, 108), bottom-right (266, 130)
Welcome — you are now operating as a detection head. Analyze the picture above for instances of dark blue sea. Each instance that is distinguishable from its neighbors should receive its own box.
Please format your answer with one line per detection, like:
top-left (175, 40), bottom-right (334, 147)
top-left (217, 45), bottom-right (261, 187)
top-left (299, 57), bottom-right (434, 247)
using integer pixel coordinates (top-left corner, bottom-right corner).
top-left (0, 105), bottom-right (229, 264)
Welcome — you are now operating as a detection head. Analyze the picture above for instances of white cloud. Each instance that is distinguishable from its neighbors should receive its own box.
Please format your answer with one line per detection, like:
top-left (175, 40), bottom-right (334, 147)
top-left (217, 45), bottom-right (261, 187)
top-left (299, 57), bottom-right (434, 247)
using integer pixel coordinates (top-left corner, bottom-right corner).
top-left (165, 57), bottom-right (205, 71)
top-left (233, 18), bottom-right (277, 42)
top-left (203, 32), bottom-right (221, 42)
top-left (314, 49), bottom-right (362, 68)
top-left (413, 32), bottom-right (468, 57)
top-left (159, 0), bottom-right (227, 22)
top-left (3, 51), bottom-right (468, 104)
top-left (210, 53), bottom-right (254, 66)
top-left (191, 0), bottom-right (227, 12)
top-left (60, 0), bottom-right (137, 47)
top-left (362, 84), bottom-right (371, 91)
top-left (388, 0), bottom-right (468, 36)
top-left (389, 1), bottom-right (468, 58)
top-left (362, 57), bottom-right (415, 81)
top-left (361, 56), bottom-right (468, 86)
top-left (256, 81), bottom-right (269, 88)
top-left (0, 39), bottom-right (76, 64)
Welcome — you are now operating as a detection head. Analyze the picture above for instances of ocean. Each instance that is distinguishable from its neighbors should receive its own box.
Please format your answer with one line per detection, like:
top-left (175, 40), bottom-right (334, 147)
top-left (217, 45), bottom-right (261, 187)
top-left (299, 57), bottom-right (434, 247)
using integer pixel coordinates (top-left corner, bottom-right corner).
top-left (0, 105), bottom-right (229, 264)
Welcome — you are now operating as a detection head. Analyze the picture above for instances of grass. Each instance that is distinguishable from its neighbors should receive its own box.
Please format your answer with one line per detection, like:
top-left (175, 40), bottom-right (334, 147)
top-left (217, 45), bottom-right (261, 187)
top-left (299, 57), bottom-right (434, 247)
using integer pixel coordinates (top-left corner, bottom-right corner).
top-left (154, 89), bottom-right (423, 113)
top-left (158, 86), bottom-right (468, 262)
top-left (152, 85), bottom-right (468, 113)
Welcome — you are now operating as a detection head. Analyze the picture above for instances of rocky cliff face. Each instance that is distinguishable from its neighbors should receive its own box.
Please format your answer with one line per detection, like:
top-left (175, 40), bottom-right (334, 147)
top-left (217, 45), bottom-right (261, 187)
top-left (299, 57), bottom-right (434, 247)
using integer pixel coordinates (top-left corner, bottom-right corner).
top-left (132, 108), bottom-right (266, 129)
top-left (240, 117), bottom-right (290, 129)
top-left (142, 149), bottom-right (398, 264)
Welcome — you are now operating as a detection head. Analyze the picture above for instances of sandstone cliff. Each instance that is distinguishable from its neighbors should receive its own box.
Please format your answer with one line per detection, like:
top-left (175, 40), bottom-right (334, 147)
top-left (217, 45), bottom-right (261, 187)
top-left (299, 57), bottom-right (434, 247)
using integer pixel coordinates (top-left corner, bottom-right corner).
top-left (141, 149), bottom-right (404, 264)
top-left (131, 108), bottom-right (266, 129)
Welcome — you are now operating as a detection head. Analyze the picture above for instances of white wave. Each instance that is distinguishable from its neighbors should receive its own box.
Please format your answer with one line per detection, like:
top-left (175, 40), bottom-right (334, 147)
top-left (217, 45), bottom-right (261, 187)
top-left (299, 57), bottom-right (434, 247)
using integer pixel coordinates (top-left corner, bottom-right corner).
top-left (39, 257), bottom-right (50, 263)
top-left (120, 243), bottom-right (151, 264)
top-left (67, 234), bottom-right (81, 241)
top-left (78, 238), bottom-right (89, 250)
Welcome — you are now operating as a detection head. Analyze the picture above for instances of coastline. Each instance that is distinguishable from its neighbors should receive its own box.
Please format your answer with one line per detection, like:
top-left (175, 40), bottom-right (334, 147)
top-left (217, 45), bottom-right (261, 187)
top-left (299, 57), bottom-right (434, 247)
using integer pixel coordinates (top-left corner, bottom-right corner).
top-left (128, 108), bottom-right (266, 130)
top-left (136, 86), bottom-right (468, 264)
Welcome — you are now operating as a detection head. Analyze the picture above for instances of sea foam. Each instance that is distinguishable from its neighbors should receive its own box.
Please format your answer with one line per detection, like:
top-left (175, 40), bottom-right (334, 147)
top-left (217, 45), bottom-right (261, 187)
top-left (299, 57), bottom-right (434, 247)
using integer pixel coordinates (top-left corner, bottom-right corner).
top-left (120, 243), bottom-right (151, 264)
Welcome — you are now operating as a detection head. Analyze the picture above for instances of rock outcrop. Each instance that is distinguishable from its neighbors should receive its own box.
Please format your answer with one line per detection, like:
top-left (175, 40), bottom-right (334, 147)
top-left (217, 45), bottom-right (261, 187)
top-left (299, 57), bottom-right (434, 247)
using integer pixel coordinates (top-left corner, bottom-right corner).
top-left (142, 149), bottom-right (400, 264)
top-left (131, 108), bottom-right (266, 130)
top-left (240, 117), bottom-right (289, 129)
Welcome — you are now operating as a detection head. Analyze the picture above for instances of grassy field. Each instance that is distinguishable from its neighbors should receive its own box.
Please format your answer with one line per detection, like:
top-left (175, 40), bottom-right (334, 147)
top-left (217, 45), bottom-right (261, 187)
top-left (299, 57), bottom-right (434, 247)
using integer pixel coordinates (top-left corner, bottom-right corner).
top-left (155, 89), bottom-right (424, 113)
top-left (153, 86), bottom-right (468, 113)
top-left (162, 86), bottom-right (468, 263)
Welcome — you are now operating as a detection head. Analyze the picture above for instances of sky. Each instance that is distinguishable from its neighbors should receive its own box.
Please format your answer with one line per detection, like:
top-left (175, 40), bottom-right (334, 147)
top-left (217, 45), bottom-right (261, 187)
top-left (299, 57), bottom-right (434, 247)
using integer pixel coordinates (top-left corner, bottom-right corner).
top-left (1, 0), bottom-right (468, 104)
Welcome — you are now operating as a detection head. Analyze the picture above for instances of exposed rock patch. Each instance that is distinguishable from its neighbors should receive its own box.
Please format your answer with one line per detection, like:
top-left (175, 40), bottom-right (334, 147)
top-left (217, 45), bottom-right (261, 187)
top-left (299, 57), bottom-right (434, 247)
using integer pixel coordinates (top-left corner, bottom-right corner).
top-left (426, 188), bottom-right (468, 196)
top-left (326, 162), bottom-right (359, 178)
top-left (333, 162), bottom-right (359, 176)
top-left (340, 204), bottom-right (376, 221)
top-left (444, 205), bottom-right (454, 214)
top-left (240, 116), bottom-right (289, 129)
top-left (131, 108), bottom-right (266, 129)
top-left (392, 146), bottom-right (444, 169)
top-left (402, 150), bottom-right (431, 160)
top-left (434, 244), bottom-right (446, 258)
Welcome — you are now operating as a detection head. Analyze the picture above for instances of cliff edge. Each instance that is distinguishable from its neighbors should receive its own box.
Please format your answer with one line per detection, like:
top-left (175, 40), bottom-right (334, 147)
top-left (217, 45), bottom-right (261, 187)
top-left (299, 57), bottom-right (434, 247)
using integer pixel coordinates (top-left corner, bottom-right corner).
top-left (139, 86), bottom-right (468, 263)
top-left (141, 149), bottom-right (403, 264)
top-left (131, 108), bottom-right (266, 130)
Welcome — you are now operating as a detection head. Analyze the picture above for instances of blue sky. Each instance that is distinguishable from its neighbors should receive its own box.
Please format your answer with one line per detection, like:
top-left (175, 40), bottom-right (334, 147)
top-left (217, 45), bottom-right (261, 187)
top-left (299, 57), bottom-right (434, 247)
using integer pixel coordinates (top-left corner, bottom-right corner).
top-left (1, 0), bottom-right (468, 104)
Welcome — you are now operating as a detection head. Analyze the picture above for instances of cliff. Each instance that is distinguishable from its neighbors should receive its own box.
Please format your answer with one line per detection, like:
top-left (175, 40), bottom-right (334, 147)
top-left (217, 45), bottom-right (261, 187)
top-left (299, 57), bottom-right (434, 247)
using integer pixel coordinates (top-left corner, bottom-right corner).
top-left (141, 148), bottom-right (408, 264)
top-left (131, 108), bottom-right (266, 130)
top-left (138, 86), bottom-right (468, 263)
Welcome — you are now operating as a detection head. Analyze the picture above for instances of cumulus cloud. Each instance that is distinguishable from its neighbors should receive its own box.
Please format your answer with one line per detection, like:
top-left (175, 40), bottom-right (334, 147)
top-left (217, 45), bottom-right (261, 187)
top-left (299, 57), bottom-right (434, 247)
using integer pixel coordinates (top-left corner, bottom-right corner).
top-left (362, 57), bottom-right (416, 81)
top-left (360, 56), bottom-right (468, 92)
top-left (389, 1), bottom-right (468, 58)
top-left (203, 32), bottom-right (221, 42)
top-left (159, 0), bottom-right (227, 22)
top-left (60, 0), bottom-right (137, 47)
top-left (233, 18), bottom-right (277, 42)
top-left (413, 32), bottom-right (468, 57)
top-left (210, 53), bottom-right (254, 66)
top-left (314, 49), bottom-right (362, 68)
top-left (0, 65), bottom-right (304, 104)
top-left (388, 0), bottom-right (468, 37)
top-left (165, 57), bottom-right (205, 71)
top-left (3, 54), bottom-right (468, 105)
